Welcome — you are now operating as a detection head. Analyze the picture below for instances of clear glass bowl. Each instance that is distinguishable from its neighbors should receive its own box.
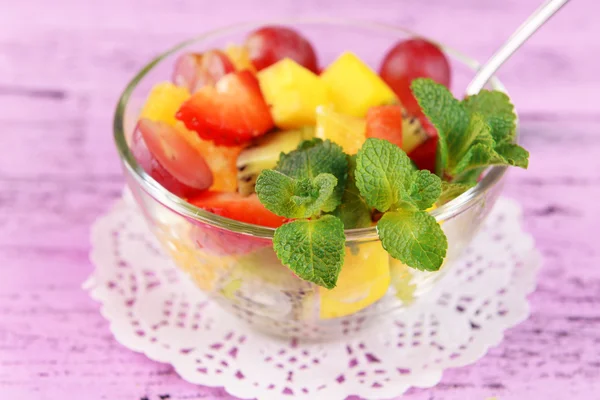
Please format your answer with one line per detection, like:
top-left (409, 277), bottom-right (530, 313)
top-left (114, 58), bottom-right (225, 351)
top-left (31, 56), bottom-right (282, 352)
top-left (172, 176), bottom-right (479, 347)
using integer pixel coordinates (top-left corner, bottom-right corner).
top-left (113, 19), bottom-right (510, 340)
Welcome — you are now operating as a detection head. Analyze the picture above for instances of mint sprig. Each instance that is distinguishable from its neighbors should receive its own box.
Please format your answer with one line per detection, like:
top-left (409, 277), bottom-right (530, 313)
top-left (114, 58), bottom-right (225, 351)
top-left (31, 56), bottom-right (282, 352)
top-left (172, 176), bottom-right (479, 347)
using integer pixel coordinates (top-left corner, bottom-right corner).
top-left (411, 78), bottom-right (529, 187)
top-left (273, 216), bottom-right (345, 289)
top-left (255, 139), bottom-right (347, 288)
top-left (256, 170), bottom-right (338, 219)
top-left (253, 81), bottom-right (529, 289)
top-left (378, 205), bottom-right (447, 271)
top-left (333, 155), bottom-right (372, 229)
top-left (355, 138), bottom-right (447, 271)
top-left (277, 138), bottom-right (348, 212)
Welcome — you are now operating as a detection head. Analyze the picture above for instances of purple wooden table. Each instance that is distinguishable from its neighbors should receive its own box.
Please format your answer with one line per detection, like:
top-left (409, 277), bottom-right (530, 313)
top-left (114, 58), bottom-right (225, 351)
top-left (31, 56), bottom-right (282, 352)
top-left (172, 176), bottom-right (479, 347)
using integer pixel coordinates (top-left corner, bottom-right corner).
top-left (1, 0), bottom-right (598, 399)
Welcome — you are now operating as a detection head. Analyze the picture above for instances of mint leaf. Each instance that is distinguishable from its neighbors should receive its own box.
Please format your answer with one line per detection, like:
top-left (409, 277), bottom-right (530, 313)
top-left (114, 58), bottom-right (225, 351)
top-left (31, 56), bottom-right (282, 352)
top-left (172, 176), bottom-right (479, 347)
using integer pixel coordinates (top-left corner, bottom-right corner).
top-left (450, 113), bottom-right (492, 164)
top-left (407, 169), bottom-right (442, 210)
top-left (452, 144), bottom-right (505, 175)
top-left (377, 206), bottom-right (447, 271)
top-left (439, 181), bottom-right (475, 204)
top-left (463, 90), bottom-right (516, 142)
top-left (276, 138), bottom-right (348, 212)
top-left (273, 215), bottom-right (346, 289)
top-left (355, 138), bottom-right (414, 212)
top-left (411, 78), bottom-right (469, 176)
top-left (333, 155), bottom-right (372, 229)
top-left (495, 143), bottom-right (529, 168)
top-left (256, 170), bottom-right (338, 218)
top-left (453, 167), bottom-right (484, 185)
top-left (453, 141), bottom-right (529, 175)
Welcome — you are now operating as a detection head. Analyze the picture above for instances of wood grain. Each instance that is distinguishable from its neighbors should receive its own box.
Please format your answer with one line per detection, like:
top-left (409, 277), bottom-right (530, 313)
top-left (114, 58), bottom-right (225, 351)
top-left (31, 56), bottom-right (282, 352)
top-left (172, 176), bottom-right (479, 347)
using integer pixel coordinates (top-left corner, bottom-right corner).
top-left (1, 0), bottom-right (599, 399)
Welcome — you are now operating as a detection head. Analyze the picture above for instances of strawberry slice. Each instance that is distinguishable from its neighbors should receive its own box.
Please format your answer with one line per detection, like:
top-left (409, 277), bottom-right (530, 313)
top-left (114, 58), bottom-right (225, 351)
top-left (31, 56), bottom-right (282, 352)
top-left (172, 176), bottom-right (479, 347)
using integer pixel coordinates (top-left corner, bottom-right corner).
top-left (172, 50), bottom-right (235, 93)
top-left (176, 71), bottom-right (274, 146)
top-left (138, 119), bottom-right (213, 190)
top-left (189, 191), bottom-right (285, 228)
top-left (365, 105), bottom-right (403, 148)
top-left (409, 136), bottom-right (438, 172)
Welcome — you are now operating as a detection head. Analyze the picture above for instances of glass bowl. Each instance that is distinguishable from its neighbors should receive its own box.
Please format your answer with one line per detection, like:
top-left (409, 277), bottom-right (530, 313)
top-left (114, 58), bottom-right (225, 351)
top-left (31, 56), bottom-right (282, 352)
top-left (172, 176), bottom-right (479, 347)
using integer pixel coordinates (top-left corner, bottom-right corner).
top-left (113, 19), bottom-right (510, 340)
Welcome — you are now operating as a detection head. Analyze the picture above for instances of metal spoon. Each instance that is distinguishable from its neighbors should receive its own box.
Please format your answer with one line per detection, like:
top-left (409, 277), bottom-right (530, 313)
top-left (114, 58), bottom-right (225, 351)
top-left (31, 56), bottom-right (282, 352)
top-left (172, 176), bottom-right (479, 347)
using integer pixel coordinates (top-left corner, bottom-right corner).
top-left (466, 0), bottom-right (570, 95)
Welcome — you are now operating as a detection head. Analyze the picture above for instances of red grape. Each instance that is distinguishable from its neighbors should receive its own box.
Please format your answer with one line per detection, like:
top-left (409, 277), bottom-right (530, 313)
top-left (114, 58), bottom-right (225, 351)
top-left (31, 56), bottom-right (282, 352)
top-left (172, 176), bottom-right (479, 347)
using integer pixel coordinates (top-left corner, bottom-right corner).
top-left (244, 26), bottom-right (318, 72)
top-left (131, 125), bottom-right (204, 197)
top-left (172, 50), bottom-right (235, 93)
top-left (137, 119), bottom-right (213, 191)
top-left (379, 39), bottom-right (451, 116)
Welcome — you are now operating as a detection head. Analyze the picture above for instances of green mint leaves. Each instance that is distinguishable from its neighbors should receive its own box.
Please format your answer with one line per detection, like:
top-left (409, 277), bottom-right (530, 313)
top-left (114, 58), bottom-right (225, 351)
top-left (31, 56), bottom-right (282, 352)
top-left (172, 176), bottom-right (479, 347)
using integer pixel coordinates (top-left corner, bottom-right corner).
top-left (273, 216), bottom-right (345, 289)
top-left (333, 155), bottom-right (372, 229)
top-left (252, 81), bottom-right (529, 289)
top-left (378, 206), bottom-right (447, 271)
top-left (355, 138), bottom-right (447, 271)
top-left (276, 138), bottom-right (348, 212)
top-left (354, 138), bottom-right (414, 212)
top-left (411, 78), bottom-right (529, 186)
top-left (255, 139), bottom-right (347, 288)
top-left (256, 170), bottom-right (338, 219)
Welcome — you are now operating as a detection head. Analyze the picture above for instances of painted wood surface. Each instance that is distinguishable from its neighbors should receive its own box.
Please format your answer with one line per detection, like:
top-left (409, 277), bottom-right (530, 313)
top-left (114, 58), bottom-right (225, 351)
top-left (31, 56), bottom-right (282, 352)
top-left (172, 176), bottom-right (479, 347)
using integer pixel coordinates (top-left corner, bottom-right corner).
top-left (0, 0), bottom-right (598, 399)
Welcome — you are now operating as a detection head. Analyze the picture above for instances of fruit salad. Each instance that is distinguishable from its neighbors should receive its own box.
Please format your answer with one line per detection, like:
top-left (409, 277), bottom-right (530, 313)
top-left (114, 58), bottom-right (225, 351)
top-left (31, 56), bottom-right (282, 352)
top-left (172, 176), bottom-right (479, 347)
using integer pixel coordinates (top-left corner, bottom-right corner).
top-left (131, 25), bottom-right (529, 321)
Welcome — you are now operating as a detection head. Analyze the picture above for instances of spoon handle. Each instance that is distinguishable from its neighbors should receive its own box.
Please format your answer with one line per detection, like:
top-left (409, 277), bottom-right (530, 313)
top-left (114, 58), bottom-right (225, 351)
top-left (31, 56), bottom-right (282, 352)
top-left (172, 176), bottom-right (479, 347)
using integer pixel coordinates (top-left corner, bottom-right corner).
top-left (466, 0), bottom-right (570, 95)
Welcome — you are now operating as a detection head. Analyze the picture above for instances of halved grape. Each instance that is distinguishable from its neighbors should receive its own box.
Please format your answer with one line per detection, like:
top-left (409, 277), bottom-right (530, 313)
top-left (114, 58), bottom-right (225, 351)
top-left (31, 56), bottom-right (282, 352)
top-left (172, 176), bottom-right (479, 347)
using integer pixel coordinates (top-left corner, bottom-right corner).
top-left (244, 26), bottom-right (318, 73)
top-left (172, 50), bottom-right (235, 92)
top-left (379, 39), bottom-right (450, 116)
top-left (137, 119), bottom-right (213, 191)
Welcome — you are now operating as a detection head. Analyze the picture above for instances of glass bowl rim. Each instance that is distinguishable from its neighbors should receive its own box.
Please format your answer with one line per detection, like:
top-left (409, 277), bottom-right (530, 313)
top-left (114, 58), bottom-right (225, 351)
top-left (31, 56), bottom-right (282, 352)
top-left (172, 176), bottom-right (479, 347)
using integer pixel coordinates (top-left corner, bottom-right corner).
top-left (113, 18), bottom-right (511, 241)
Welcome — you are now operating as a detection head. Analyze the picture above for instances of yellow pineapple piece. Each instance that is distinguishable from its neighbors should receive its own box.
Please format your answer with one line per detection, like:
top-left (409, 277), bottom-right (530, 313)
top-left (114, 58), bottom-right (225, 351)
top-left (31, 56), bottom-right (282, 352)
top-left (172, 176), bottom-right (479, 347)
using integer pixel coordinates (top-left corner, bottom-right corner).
top-left (257, 58), bottom-right (330, 129)
top-left (321, 52), bottom-right (397, 117)
top-left (139, 82), bottom-right (190, 126)
top-left (175, 123), bottom-right (243, 192)
top-left (225, 44), bottom-right (256, 72)
top-left (315, 105), bottom-right (366, 154)
top-left (319, 242), bottom-right (390, 319)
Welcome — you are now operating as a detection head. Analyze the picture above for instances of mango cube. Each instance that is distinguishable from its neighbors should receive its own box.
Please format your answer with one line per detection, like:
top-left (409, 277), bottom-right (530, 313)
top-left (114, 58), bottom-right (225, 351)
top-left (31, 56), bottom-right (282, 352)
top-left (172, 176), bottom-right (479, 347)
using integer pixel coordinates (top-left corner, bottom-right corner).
top-left (321, 52), bottom-right (397, 117)
top-left (319, 242), bottom-right (390, 319)
top-left (315, 105), bottom-right (366, 154)
top-left (257, 58), bottom-right (330, 129)
top-left (140, 82), bottom-right (190, 126)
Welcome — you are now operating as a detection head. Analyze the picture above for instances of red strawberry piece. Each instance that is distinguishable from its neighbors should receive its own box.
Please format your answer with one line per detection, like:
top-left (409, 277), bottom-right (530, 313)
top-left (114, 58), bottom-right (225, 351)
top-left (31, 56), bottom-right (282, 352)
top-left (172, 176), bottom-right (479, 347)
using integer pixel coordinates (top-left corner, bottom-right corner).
top-left (365, 105), bottom-right (403, 148)
top-left (189, 191), bottom-right (286, 228)
top-left (189, 191), bottom-right (285, 256)
top-left (176, 71), bottom-right (274, 146)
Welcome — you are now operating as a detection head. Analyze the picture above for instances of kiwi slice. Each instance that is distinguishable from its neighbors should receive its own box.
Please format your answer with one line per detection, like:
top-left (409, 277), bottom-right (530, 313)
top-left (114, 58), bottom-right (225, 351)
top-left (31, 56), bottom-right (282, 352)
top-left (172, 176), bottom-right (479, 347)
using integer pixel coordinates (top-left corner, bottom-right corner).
top-left (236, 126), bottom-right (314, 196)
top-left (401, 109), bottom-right (429, 154)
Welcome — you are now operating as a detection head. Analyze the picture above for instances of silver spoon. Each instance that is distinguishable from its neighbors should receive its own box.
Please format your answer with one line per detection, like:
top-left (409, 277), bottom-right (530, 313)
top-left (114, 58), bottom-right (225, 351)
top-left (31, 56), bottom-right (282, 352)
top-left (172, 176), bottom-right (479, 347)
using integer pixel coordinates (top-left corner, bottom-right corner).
top-left (466, 0), bottom-right (570, 95)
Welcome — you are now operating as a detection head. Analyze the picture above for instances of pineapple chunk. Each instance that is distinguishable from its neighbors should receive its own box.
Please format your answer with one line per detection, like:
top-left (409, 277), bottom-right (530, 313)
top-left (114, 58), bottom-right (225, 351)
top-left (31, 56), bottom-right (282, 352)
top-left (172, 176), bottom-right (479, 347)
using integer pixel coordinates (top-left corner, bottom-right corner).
top-left (176, 124), bottom-right (243, 192)
top-left (139, 82), bottom-right (190, 126)
top-left (257, 58), bottom-right (330, 129)
top-left (321, 52), bottom-right (397, 117)
top-left (319, 242), bottom-right (390, 319)
top-left (315, 105), bottom-right (366, 154)
top-left (225, 44), bottom-right (256, 72)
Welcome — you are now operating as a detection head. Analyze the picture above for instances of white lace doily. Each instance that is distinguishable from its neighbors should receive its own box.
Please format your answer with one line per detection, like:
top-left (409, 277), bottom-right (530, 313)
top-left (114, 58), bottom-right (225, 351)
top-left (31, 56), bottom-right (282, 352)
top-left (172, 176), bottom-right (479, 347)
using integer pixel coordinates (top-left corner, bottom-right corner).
top-left (86, 195), bottom-right (541, 400)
